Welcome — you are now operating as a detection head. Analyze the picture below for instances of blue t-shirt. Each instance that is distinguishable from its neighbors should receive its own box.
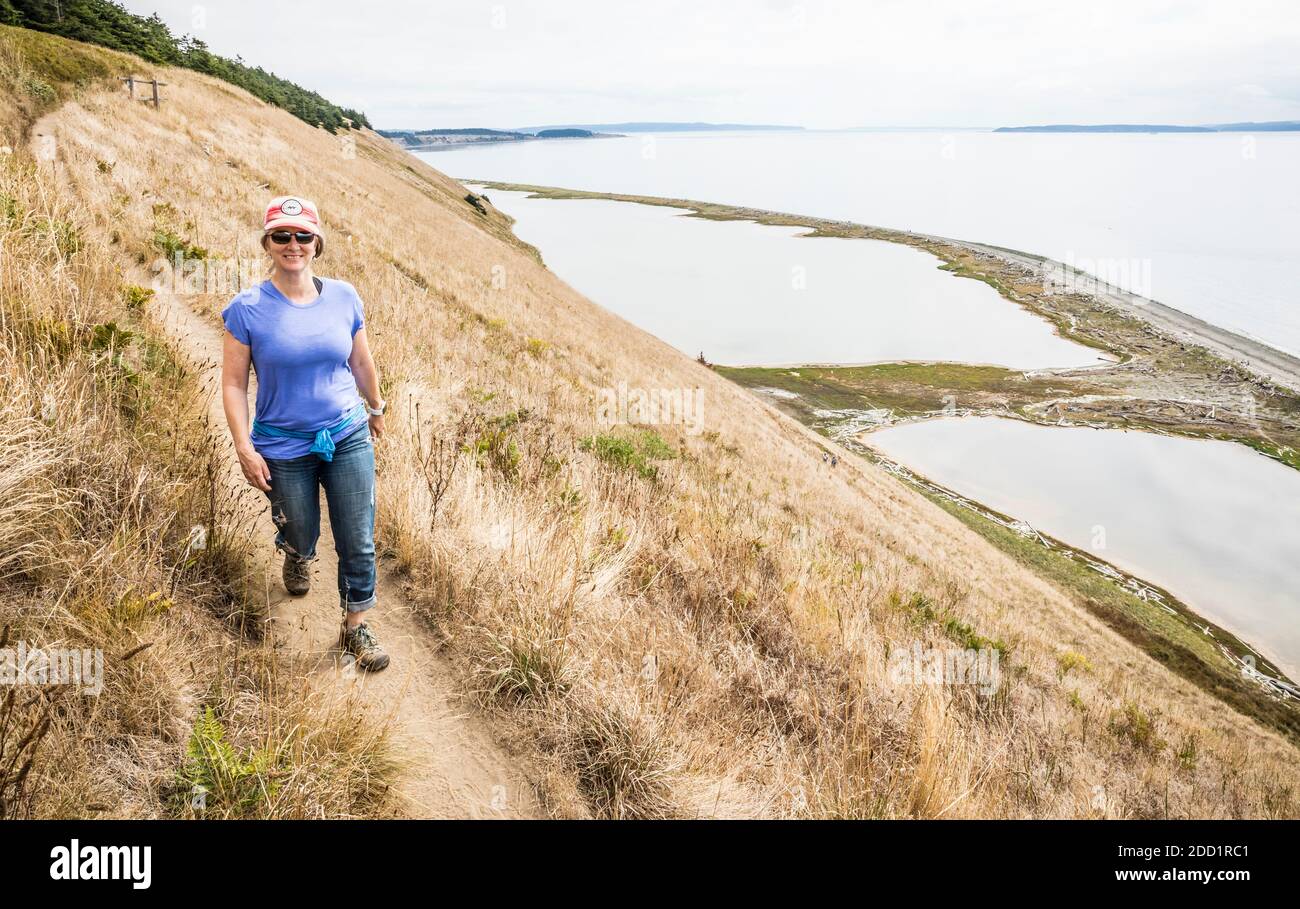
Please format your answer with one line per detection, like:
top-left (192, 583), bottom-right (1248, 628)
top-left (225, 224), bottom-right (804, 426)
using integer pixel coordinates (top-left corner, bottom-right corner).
top-left (222, 277), bottom-right (367, 459)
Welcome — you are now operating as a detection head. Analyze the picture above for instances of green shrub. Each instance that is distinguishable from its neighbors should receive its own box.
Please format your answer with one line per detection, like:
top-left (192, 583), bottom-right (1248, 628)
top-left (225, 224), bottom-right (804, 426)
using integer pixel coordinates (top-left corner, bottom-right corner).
top-left (25, 216), bottom-right (79, 260)
top-left (580, 429), bottom-right (675, 480)
top-left (88, 320), bottom-right (134, 351)
top-left (0, 192), bottom-right (20, 226)
top-left (1176, 732), bottom-right (1199, 771)
top-left (175, 707), bottom-right (280, 816)
top-left (123, 284), bottom-right (154, 311)
top-left (470, 428), bottom-right (520, 479)
top-left (1056, 650), bottom-right (1094, 678)
top-left (902, 591), bottom-right (1010, 658)
top-left (21, 75), bottom-right (54, 101)
top-left (462, 410), bottom-right (531, 481)
top-left (1108, 700), bottom-right (1166, 755)
top-left (152, 226), bottom-right (207, 261)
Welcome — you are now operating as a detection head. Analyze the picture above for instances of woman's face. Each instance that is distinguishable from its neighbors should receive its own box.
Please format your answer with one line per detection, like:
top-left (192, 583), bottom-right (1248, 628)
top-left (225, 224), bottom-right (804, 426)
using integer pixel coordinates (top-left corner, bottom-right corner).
top-left (265, 231), bottom-right (316, 272)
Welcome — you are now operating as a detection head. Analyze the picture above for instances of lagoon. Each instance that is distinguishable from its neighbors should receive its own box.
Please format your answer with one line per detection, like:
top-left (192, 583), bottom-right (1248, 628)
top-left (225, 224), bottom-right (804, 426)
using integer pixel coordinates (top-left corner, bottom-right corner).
top-left (476, 185), bottom-right (1100, 369)
top-left (865, 415), bottom-right (1300, 680)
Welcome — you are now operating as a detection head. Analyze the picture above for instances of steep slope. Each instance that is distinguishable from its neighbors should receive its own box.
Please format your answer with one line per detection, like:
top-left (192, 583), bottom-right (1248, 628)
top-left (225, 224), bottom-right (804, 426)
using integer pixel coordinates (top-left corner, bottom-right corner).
top-left (26, 35), bottom-right (1299, 817)
top-left (1, 29), bottom-right (398, 820)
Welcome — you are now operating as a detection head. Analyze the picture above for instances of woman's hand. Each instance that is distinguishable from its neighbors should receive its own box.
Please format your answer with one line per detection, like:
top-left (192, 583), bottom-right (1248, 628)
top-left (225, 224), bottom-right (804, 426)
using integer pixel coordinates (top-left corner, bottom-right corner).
top-left (368, 413), bottom-right (385, 441)
top-left (236, 444), bottom-right (272, 491)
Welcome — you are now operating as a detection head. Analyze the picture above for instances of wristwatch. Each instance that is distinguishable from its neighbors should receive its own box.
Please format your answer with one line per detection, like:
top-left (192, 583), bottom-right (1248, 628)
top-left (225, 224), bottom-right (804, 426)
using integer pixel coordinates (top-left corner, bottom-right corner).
top-left (364, 399), bottom-right (386, 416)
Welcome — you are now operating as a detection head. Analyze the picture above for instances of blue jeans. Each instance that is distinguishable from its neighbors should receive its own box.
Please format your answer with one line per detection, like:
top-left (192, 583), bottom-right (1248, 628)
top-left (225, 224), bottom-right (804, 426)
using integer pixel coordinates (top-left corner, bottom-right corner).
top-left (262, 423), bottom-right (377, 613)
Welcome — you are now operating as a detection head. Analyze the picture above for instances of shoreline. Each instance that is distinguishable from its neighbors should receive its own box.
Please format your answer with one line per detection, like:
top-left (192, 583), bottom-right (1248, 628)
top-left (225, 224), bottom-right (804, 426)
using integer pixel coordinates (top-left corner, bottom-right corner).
top-left (858, 415), bottom-right (1300, 689)
top-left (395, 133), bottom-right (622, 153)
top-left (477, 180), bottom-right (1300, 472)
top-left (716, 354), bottom-right (1119, 371)
top-left (942, 238), bottom-right (1300, 392)
top-left (473, 178), bottom-right (1300, 737)
top-left (473, 178), bottom-right (1300, 386)
top-left (855, 432), bottom-right (1300, 718)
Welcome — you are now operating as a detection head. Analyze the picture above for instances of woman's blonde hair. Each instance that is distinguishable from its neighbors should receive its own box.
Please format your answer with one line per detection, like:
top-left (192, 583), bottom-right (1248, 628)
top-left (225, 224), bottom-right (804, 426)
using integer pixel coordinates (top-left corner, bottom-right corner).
top-left (261, 231), bottom-right (324, 259)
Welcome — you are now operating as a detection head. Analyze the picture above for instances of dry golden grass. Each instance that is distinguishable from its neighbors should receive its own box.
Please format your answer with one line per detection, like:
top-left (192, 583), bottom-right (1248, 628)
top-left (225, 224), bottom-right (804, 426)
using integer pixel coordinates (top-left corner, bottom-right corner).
top-left (17, 31), bottom-right (1300, 818)
top-left (0, 39), bottom-right (399, 818)
top-left (0, 24), bottom-right (133, 148)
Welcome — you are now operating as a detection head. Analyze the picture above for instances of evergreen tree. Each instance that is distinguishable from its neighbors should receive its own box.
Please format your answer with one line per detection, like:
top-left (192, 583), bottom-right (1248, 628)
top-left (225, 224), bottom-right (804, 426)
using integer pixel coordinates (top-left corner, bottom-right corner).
top-left (7, 0), bottom-right (370, 133)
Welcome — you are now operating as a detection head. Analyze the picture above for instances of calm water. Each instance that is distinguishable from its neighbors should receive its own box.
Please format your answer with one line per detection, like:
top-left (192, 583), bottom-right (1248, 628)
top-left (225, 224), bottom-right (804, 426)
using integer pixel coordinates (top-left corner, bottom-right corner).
top-left (428, 130), bottom-right (1300, 356)
top-left (867, 416), bottom-right (1300, 680)
top-left (475, 185), bottom-right (1100, 368)
top-left (439, 135), bottom-right (1300, 675)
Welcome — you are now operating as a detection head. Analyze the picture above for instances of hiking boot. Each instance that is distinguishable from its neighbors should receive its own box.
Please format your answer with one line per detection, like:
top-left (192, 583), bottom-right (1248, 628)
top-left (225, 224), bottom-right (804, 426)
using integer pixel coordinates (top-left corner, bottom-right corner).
top-left (282, 552), bottom-right (311, 595)
top-left (340, 620), bottom-right (390, 672)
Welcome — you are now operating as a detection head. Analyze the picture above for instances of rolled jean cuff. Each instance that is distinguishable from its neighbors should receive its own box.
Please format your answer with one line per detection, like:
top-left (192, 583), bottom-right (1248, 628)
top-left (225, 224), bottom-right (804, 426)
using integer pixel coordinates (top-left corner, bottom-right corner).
top-left (341, 593), bottom-right (376, 614)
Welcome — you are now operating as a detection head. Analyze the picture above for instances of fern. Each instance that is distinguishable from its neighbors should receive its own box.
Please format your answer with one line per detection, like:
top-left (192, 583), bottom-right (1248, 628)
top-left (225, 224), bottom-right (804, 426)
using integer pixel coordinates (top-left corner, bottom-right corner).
top-left (176, 706), bottom-right (280, 816)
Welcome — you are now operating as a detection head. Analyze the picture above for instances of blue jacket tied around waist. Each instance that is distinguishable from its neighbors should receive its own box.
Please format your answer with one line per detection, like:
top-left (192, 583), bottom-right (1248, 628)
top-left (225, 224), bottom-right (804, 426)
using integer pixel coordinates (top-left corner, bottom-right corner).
top-left (253, 402), bottom-right (367, 462)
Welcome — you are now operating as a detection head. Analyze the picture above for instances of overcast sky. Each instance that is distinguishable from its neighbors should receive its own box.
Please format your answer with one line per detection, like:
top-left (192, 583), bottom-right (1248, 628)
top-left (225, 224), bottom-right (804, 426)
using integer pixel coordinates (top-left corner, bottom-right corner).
top-left (120, 1), bottom-right (1300, 130)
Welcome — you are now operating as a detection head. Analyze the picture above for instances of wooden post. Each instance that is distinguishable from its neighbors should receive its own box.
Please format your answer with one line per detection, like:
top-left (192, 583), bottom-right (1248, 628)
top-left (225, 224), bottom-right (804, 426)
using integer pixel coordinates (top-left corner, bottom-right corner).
top-left (120, 76), bottom-right (166, 108)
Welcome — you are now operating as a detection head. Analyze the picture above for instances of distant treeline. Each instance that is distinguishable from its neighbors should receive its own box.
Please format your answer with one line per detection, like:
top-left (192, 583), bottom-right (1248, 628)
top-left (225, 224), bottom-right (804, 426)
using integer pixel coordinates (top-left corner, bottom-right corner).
top-left (380, 127), bottom-right (598, 139)
top-left (0, 0), bottom-right (370, 132)
top-left (513, 121), bottom-right (802, 132)
top-left (378, 127), bottom-right (603, 150)
top-left (382, 128), bottom-right (528, 140)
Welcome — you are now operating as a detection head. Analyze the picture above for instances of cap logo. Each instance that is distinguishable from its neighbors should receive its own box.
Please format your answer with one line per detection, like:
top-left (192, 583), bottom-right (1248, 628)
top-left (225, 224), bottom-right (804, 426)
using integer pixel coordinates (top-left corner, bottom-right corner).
top-left (280, 198), bottom-right (304, 216)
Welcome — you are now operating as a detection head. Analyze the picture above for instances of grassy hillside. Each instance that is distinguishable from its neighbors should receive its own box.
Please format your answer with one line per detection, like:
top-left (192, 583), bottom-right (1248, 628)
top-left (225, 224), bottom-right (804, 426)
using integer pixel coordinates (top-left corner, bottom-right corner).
top-left (7, 26), bottom-right (1298, 818)
top-left (0, 30), bottom-right (394, 818)
top-left (0, 22), bottom-right (133, 144)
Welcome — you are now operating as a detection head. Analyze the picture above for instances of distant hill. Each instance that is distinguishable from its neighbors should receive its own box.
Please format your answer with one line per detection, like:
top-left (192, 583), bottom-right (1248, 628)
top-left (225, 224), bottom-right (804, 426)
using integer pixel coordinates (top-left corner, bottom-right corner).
top-left (534, 127), bottom-right (598, 138)
top-left (995, 121), bottom-right (1300, 133)
top-left (379, 126), bottom-right (613, 150)
top-left (382, 128), bottom-right (528, 140)
top-left (380, 123), bottom-right (803, 150)
top-left (1206, 121), bottom-right (1300, 131)
top-left (510, 121), bottom-right (803, 133)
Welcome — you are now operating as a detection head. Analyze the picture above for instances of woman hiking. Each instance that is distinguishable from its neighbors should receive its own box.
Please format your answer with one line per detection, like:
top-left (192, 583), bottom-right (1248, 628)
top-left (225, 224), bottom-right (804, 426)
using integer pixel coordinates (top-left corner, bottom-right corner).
top-left (220, 196), bottom-right (390, 672)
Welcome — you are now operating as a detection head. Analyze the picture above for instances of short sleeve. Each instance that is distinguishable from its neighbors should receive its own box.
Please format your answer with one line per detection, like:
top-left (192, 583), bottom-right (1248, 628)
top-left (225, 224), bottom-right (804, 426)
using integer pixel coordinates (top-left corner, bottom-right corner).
top-left (221, 296), bottom-right (251, 345)
top-left (350, 287), bottom-right (365, 338)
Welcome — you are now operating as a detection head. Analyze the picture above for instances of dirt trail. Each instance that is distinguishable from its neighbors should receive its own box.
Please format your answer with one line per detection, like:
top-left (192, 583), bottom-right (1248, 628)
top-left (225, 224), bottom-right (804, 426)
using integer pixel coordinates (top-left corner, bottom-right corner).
top-left (32, 117), bottom-right (538, 820)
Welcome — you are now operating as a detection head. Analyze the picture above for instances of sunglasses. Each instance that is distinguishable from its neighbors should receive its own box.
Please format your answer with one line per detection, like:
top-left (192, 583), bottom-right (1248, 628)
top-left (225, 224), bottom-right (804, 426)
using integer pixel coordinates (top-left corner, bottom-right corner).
top-left (267, 230), bottom-right (317, 245)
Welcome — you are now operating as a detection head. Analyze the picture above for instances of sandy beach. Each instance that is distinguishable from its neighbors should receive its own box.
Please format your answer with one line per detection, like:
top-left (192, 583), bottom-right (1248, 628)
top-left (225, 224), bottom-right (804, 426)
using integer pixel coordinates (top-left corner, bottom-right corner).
top-left (947, 239), bottom-right (1300, 393)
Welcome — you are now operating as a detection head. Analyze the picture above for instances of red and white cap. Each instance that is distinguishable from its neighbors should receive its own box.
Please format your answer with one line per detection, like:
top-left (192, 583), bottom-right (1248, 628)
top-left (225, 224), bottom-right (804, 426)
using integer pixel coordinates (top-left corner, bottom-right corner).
top-left (263, 196), bottom-right (324, 237)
